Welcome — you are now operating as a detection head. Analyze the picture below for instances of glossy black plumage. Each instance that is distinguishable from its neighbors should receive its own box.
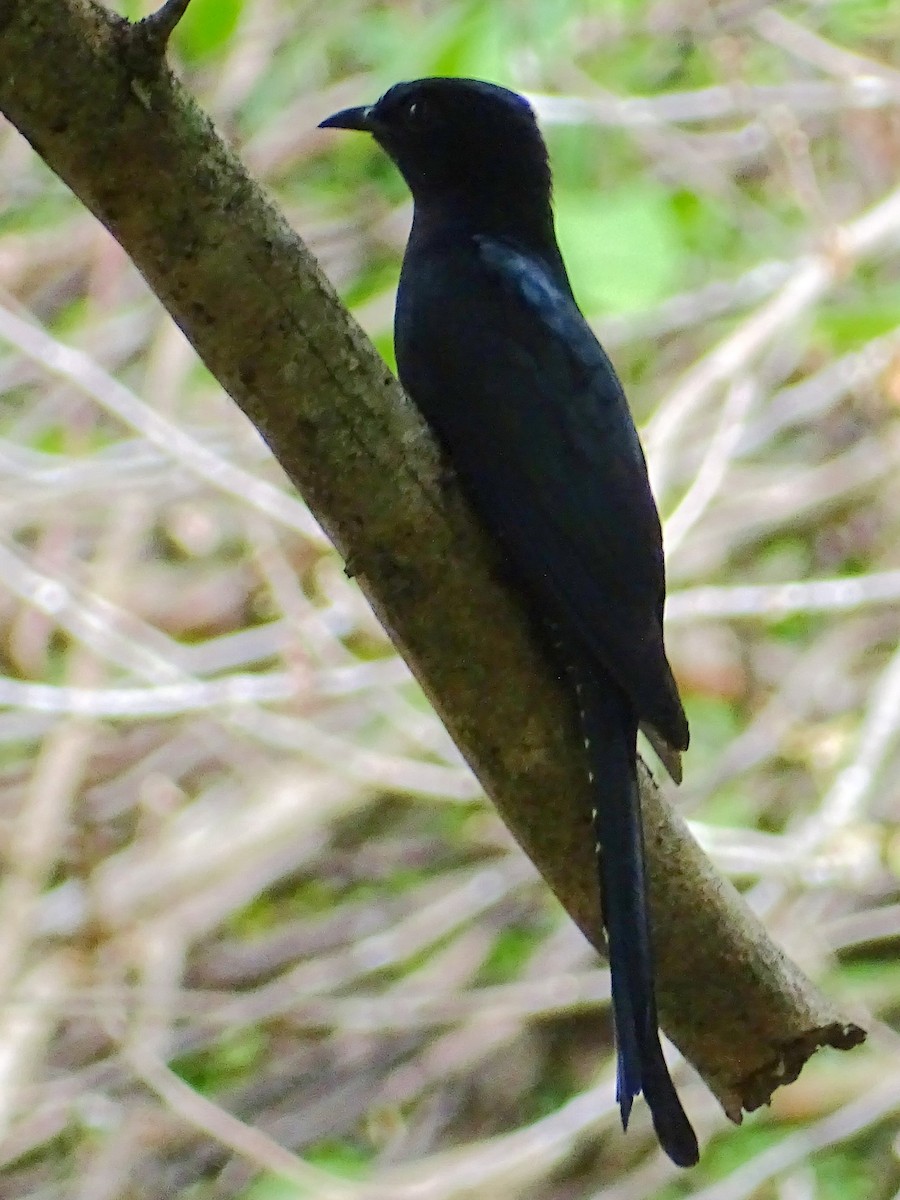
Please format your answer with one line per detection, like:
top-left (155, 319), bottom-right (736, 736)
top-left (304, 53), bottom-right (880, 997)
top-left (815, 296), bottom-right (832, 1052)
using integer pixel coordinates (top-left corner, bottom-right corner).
top-left (320, 78), bottom-right (698, 1167)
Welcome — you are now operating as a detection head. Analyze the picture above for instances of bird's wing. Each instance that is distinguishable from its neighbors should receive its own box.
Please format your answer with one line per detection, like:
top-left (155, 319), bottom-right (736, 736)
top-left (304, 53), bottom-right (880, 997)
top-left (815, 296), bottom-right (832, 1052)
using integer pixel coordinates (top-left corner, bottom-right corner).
top-left (397, 234), bottom-right (686, 746)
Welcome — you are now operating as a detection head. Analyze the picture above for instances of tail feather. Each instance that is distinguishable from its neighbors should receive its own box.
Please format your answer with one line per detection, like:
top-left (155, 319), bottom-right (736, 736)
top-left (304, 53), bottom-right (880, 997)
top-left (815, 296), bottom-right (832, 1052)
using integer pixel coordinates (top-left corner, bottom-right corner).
top-left (570, 655), bottom-right (699, 1168)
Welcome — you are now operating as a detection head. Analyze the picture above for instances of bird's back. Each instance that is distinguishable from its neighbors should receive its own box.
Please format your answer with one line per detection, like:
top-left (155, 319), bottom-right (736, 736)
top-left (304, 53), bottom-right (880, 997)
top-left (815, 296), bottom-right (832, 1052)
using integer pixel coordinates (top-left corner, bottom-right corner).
top-left (397, 221), bottom-right (687, 751)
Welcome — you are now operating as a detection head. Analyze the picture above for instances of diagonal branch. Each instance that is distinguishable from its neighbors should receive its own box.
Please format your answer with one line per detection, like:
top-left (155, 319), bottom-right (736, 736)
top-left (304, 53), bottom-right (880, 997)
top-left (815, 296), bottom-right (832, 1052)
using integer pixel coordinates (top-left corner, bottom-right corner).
top-left (0, 0), bottom-right (863, 1129)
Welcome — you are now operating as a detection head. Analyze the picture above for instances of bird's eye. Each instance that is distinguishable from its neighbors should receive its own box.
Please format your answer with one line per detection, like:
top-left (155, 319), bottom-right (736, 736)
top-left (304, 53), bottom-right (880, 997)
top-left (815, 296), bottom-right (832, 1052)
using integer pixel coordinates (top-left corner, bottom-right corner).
top-left (406, 100), bottom-right (425, 124)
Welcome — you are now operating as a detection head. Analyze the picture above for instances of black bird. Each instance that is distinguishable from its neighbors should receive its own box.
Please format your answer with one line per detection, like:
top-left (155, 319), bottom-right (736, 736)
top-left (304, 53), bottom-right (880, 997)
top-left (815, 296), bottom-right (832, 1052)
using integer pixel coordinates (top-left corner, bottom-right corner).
top-left (320, 78), bottom-right (698, 1167)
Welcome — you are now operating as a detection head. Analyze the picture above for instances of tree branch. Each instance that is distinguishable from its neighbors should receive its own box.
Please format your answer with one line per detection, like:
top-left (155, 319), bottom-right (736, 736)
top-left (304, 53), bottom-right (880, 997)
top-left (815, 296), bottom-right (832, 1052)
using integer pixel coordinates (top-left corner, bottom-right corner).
top-left (0, 0), bottom-right (864, 1125)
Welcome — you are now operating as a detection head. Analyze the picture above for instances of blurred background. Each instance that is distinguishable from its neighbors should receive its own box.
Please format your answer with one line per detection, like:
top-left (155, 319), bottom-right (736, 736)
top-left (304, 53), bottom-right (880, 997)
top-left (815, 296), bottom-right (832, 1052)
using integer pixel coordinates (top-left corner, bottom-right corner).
top-left (1, 0), bottom-right (900, 1196)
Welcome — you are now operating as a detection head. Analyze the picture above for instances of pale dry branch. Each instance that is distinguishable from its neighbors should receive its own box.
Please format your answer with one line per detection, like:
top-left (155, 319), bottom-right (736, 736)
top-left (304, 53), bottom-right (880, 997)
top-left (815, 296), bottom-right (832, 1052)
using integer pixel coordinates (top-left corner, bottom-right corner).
top-left (0, 303), bottom-right (325, 543)
top-left (668, 570), bottom-right (900, 623)
top-left (647, 184), bottom-right (900, 498)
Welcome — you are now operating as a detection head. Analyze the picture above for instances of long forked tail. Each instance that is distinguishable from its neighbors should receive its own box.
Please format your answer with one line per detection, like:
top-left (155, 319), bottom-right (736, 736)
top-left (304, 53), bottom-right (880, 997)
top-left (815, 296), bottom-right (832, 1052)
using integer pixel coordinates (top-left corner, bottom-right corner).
top-left (569, 656), bottom-right (699, 1168)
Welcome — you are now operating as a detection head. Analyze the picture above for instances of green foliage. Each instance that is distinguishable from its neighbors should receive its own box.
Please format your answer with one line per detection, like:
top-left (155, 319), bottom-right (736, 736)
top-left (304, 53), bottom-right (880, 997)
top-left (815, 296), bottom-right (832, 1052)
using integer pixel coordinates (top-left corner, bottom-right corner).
top-left (556, 184), bottom-right (683, 314)
top-left (115, 0), bottom-right (244, 55)
top-left (172, 1029), bottom-right (269, 1094)
top-left (686, 1119), bottom-right (781, 1181)
top-left (817, 291), bottom-right (900, 350)
top-left (239, 1178), bottom-right (304, 1200)
top-left (816, 1144), bottom-right (889, 1200)
top-left (238, 1141), bottom-right (374, 1199)
top-left (173, 0), bottom-right (244, 60)
top-left (477, 924), bottom-right (542, 985)
top-left (819, 0), bottom-right (900, 40)
top-left (305, 1140), bottom-right (372, 1177)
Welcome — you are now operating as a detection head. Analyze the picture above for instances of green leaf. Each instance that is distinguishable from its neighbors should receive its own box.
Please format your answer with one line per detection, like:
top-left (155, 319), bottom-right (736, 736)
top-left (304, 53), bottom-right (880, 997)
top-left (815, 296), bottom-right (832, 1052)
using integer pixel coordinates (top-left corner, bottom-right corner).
top-left (820, 0), bottom-right (900, 40)
top-left (173, 0), bottom-right (244, 61)
top-left (555, 185), bottom-right (682, 314)
top-left (238, 1177), bottom-right (304, 1200)
top-left (817, 302), bottom-right (900, 352)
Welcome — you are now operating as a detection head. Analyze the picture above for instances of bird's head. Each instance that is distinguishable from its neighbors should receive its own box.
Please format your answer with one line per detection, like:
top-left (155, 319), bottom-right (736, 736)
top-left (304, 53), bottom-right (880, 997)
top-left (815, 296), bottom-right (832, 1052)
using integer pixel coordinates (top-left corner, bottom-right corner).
top-left (320, 78), bottom-right (552, 228)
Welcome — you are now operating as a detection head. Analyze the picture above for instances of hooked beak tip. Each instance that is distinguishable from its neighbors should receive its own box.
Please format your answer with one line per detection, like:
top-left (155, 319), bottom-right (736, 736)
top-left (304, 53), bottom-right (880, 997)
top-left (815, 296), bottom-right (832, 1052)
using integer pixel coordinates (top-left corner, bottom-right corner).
top-left (318, 104), bottom-right (374, 133)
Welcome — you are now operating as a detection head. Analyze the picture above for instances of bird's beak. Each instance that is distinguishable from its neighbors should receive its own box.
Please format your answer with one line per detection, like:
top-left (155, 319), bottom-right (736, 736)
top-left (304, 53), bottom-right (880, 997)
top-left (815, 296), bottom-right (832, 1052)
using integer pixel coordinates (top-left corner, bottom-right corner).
top-left (318, 104), bottom-right (374, 133)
